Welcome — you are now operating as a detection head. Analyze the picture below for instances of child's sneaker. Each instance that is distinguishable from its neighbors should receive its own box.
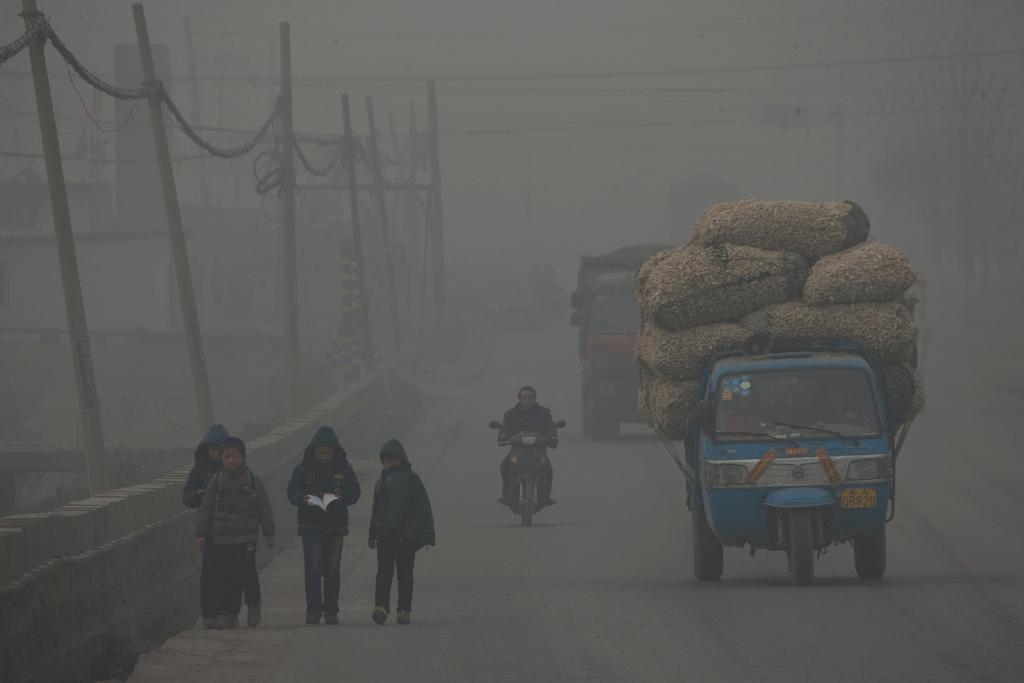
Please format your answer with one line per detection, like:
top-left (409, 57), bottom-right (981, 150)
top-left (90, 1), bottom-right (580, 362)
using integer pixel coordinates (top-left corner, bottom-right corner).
top-left (305, 610), bottom-right (322, 625)
top-left (371, 606), bottom-right (388, 625)
top-left (396, 610), bottom-right (411, 625)
top-left (324, 613), bottom-right (339, 625)
top-left (247, 603), bottom-right (261, 627)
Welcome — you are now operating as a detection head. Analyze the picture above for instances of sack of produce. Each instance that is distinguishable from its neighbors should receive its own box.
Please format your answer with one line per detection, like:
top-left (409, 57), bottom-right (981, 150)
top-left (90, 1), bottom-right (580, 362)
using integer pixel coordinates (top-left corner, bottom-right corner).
top-left (878, 363), bottom-right (925, 424)
top-left (637, 243), bottom-right (807, 331)
top-left (803, 242), bottom-right (916, 305)
top-left (638, 370), bottom-right (700, 441)
top-left (637, 322), bottom-right (750, 381)
top-left (739, 301), bottom-right (917, 363)
top-left (690, 199), bottom-right (870, 260)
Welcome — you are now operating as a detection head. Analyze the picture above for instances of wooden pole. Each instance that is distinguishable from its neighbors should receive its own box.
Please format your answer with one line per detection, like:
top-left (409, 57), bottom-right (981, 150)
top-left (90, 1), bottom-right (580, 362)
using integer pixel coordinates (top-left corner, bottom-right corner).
top-left (22, 0), bottom-right (108, 493)
top-left (341, 94), bottom-right (376, 370)
top-left (426, 81), bottom-right (446, 329)
top-left (278, 22), bottom-right (300, 412)
top-left (133, 3), bottom-right (216, 431)
top-left (365, 96), bottom-right (401, 350)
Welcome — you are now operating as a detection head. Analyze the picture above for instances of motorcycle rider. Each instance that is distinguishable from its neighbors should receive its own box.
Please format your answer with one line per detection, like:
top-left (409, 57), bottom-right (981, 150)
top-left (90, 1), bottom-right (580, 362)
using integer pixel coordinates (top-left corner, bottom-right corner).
top-left (497, 386), bottom-right (558, 510)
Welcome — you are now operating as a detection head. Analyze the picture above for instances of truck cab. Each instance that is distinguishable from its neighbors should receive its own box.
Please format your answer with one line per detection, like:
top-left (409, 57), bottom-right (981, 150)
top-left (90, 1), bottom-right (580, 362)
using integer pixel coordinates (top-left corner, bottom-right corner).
top-left (570, 244), bottom-right (670, 440)
top-left (686, 338), bottom-right (908, 585)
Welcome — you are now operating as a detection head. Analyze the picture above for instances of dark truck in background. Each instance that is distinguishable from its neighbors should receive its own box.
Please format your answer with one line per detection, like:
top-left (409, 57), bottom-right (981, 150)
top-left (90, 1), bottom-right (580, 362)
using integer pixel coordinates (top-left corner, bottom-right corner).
top-left (570, 245), bottom-right (670, 440)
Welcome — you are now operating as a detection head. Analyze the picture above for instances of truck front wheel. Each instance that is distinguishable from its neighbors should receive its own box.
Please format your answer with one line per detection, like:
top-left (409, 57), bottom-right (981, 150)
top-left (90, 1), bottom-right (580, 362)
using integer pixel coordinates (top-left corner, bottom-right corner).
top-left (853, 528), bottom-right (886, 580)
top-left (787, 510), bottom-right (815, 586)
top-left (692, 504), bottom-right (724, 581)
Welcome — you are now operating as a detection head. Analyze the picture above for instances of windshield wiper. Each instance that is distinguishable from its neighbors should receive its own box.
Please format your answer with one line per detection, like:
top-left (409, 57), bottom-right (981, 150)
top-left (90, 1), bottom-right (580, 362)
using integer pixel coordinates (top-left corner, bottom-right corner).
top-left (771, 421), bottom-right (852, 440)
top-left (714, 431), bottom-right (800, 447)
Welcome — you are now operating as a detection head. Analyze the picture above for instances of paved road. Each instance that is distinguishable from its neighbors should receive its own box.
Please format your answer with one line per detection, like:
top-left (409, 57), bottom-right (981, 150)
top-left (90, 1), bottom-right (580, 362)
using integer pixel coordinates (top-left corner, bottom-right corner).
top-left (129, 326), bottom-right (1024, 682)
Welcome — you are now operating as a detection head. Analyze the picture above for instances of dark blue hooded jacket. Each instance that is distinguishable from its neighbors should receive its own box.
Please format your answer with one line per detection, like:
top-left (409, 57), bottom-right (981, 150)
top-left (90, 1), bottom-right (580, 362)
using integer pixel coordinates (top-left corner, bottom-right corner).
top-left (286, 426), bottom-right (361, 536)
top-left (182, 424), bottom-right (228, 509)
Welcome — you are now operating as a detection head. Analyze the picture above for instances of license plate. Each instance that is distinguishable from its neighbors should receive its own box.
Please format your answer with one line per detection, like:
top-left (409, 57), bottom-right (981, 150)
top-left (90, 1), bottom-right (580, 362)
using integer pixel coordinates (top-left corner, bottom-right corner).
top-left (841, 488), bottom-right (877, 509)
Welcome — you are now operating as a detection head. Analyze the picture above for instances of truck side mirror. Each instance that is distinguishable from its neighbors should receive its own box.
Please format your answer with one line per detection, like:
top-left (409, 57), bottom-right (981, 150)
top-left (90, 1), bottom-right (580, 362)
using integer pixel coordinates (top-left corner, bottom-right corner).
top-left (488, 420), bottom-right (502, 430)
top-left (696, 399), bottom-right (715, 434)
top-left (570, 291), bottom-right (582, 309)
top-left (554, 420), bottom-right (567, 429)
top-left (886, 395), bottom-right (909, 426)
top-left (569, 310), bottom-right (582, 327)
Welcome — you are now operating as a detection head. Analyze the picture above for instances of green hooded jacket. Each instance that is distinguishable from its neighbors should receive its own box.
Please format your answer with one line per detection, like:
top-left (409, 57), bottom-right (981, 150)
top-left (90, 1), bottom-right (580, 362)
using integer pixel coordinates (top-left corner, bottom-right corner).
top-left (369, 439), bottom-right (436, 548)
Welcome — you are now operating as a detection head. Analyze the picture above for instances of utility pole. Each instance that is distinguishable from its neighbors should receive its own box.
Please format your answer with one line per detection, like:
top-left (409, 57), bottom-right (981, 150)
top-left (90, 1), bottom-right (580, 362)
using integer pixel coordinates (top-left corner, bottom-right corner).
top-left (341, 94), bottom-right (376, 370)
top-left (133, 3), bottom-right (215, 431)
top-left (278, 22), bottom-right (300, 413)
top-left (365, 96), bottom-right (401, 350)
top-left (182, 17), bottom-right (209, 205)
top-left (426, 81), bottom-right (446, 330)
top-left (22, 0), bottom-right (108, 493)
top-left (388, 111), bottom-right (412, 321)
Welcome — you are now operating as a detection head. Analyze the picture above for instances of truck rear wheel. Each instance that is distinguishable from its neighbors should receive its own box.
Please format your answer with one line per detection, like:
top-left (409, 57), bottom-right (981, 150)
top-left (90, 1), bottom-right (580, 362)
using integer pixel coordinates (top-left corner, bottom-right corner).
top-left (691, 504), bottom-right (723, 581)
top-left (787, 510), bottom-right (815, 586)
top-left (853, 529), bottom-right (886, 579)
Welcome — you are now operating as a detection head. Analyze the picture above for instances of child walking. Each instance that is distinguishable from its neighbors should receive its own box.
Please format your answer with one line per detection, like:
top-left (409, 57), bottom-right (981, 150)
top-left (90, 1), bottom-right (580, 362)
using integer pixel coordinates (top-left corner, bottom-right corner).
top-left (286, 426), bottom-right (361, 625)
top-left (368, 439), bottom-right (435, 625)
top-left (197, 436), bottom-right (276, 629)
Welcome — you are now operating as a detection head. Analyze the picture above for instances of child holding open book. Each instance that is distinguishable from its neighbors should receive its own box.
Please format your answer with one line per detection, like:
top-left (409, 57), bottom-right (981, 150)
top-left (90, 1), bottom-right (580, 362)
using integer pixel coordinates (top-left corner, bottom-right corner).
top-left (286, 426), bottom-right (361, 624)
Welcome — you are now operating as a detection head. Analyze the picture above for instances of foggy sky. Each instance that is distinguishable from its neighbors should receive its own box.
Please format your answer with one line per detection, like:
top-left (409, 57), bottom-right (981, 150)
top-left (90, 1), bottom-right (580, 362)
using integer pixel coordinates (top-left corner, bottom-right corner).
top-left (2, 0), bottom-right (1023, 321)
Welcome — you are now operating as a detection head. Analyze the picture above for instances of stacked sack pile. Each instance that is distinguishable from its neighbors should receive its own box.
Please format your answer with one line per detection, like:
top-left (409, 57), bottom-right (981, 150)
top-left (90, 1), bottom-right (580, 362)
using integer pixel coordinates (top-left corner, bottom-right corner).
top-left (636, 199), bottom-right (923, 439)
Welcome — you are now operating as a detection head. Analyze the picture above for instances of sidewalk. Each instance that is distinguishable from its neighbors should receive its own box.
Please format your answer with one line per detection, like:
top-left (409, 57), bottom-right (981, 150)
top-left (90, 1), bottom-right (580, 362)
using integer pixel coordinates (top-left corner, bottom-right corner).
top-left (125, 457), bottom-right (382, 682)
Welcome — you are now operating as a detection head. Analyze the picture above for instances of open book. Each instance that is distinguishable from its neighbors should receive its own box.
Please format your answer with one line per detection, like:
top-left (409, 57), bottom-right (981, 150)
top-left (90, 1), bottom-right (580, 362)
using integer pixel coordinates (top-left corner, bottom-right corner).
top-left (305, 493), bottom-right (341, 512)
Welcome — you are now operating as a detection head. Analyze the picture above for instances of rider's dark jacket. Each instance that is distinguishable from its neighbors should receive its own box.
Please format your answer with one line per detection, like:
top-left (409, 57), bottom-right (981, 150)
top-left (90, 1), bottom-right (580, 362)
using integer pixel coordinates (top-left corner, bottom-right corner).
top-left (500, 403), bottom-right (558, 447)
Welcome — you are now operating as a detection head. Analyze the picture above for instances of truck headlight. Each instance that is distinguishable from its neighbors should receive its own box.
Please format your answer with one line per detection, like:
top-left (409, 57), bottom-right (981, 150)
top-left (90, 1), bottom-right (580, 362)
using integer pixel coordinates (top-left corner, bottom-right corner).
top-left (706, 463), bottom-right (750, 487)
top-left (846, 458), bottom-right (890, 481)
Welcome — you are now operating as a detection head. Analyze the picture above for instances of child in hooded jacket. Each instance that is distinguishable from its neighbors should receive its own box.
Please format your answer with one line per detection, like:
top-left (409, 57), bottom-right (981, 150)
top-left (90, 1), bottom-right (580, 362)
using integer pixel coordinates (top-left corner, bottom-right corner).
top-left (196, 437), bottom-right (276, 629)
top-left (369, 439), bottom-right (435, 625)
top-left (286, 426), bottom-right (361, 625)
top-left (182, 424), bottom-right (259, 628)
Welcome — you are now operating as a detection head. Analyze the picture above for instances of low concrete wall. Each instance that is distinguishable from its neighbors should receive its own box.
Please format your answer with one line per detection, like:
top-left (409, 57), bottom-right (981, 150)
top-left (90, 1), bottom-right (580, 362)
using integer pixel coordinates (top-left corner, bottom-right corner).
top-left (0, 366), bottom-right (418, 683)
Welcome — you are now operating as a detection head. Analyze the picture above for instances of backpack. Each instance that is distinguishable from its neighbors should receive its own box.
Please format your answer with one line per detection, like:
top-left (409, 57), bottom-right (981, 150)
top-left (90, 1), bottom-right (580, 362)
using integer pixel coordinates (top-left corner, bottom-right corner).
top-left (212, 469), bottom-right (257, 513)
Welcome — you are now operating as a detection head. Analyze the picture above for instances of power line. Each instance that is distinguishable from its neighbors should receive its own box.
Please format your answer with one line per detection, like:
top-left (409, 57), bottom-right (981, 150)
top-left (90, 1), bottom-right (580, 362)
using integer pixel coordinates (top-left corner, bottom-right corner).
top-left (35, 2), bottom-right (997, 42)
top-left (4, 44), bottom-right (1023, 88)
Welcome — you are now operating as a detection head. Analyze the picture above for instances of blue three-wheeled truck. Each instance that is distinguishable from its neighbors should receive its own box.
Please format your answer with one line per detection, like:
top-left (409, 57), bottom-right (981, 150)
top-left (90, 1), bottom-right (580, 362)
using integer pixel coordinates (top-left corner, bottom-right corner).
top-left (682, 335), bottom-right (913, 586)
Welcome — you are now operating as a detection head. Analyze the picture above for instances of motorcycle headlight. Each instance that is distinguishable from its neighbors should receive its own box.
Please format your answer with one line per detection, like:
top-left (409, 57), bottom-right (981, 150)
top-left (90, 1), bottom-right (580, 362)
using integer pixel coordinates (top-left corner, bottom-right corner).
top-left (706, 462), bottom-right (750, 487)
top-left (521, 436), bottom-right (538, 446)
top-left (846, 458), bottom-right (890, 481)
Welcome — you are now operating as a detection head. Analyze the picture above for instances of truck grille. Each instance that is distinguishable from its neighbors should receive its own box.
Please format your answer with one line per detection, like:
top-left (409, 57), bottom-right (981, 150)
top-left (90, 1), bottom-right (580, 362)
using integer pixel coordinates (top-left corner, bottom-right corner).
top-left (757, 461), bottom-right (830, 486)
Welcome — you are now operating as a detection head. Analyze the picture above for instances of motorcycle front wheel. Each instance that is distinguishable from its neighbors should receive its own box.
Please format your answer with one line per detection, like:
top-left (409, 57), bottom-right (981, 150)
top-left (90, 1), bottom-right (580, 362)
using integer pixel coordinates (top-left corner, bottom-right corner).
top-left (520, 478), bottom-right (535, 527)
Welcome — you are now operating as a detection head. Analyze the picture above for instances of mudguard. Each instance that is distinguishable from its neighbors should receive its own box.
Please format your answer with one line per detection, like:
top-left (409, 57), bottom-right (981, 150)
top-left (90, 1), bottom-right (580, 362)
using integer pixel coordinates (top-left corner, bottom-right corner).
top-left (763, 487), bottom-right (837, 509)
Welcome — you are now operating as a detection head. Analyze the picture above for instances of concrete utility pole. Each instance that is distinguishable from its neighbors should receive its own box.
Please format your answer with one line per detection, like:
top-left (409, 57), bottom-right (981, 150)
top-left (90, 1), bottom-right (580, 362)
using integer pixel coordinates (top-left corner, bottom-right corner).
top-left (341, 94), bottom-right (376, 370)
top-left (365, 96), bottom-right (401, 350)
top-left (278, 22), bottom-right (300, 413)
top-left (22, 0), bottom-right (108, 493)
top-left (182, 17), bottom-right (209, 205)
top-left (133, 3), bottom-right (216, 431)
top-left (426, 81), bottom-right (446, 329)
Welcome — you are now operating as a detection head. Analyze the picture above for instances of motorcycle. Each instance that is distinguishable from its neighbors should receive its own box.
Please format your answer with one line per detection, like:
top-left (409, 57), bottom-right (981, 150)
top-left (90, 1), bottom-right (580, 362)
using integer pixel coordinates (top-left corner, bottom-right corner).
top-left (488, 419), bottom-right (566, 526)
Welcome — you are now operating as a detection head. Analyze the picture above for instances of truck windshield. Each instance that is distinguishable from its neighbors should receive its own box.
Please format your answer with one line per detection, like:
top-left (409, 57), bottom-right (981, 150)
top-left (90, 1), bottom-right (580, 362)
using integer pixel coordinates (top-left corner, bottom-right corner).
top-left (590, 290), bottom-right (640, 331)
top-left (714, 367), bottom-right (880, 440)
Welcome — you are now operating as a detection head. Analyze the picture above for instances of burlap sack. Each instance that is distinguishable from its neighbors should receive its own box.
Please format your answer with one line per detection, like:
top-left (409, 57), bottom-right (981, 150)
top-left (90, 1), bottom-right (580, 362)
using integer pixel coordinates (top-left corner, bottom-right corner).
top-left (637, 322), bottom-right (750, 381)
top-left (638, 369), bottom-right (699, 440)
top-left (803, 242), bottom-right (915, 305)
top-left (878, 363), bottom-right (926, 424)
top-left (739, 301), bottom-right (917, 363)
top-left (637, 244), bottom-right (807, 331)
top-left (690, 199), bottom-right (870, 260)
